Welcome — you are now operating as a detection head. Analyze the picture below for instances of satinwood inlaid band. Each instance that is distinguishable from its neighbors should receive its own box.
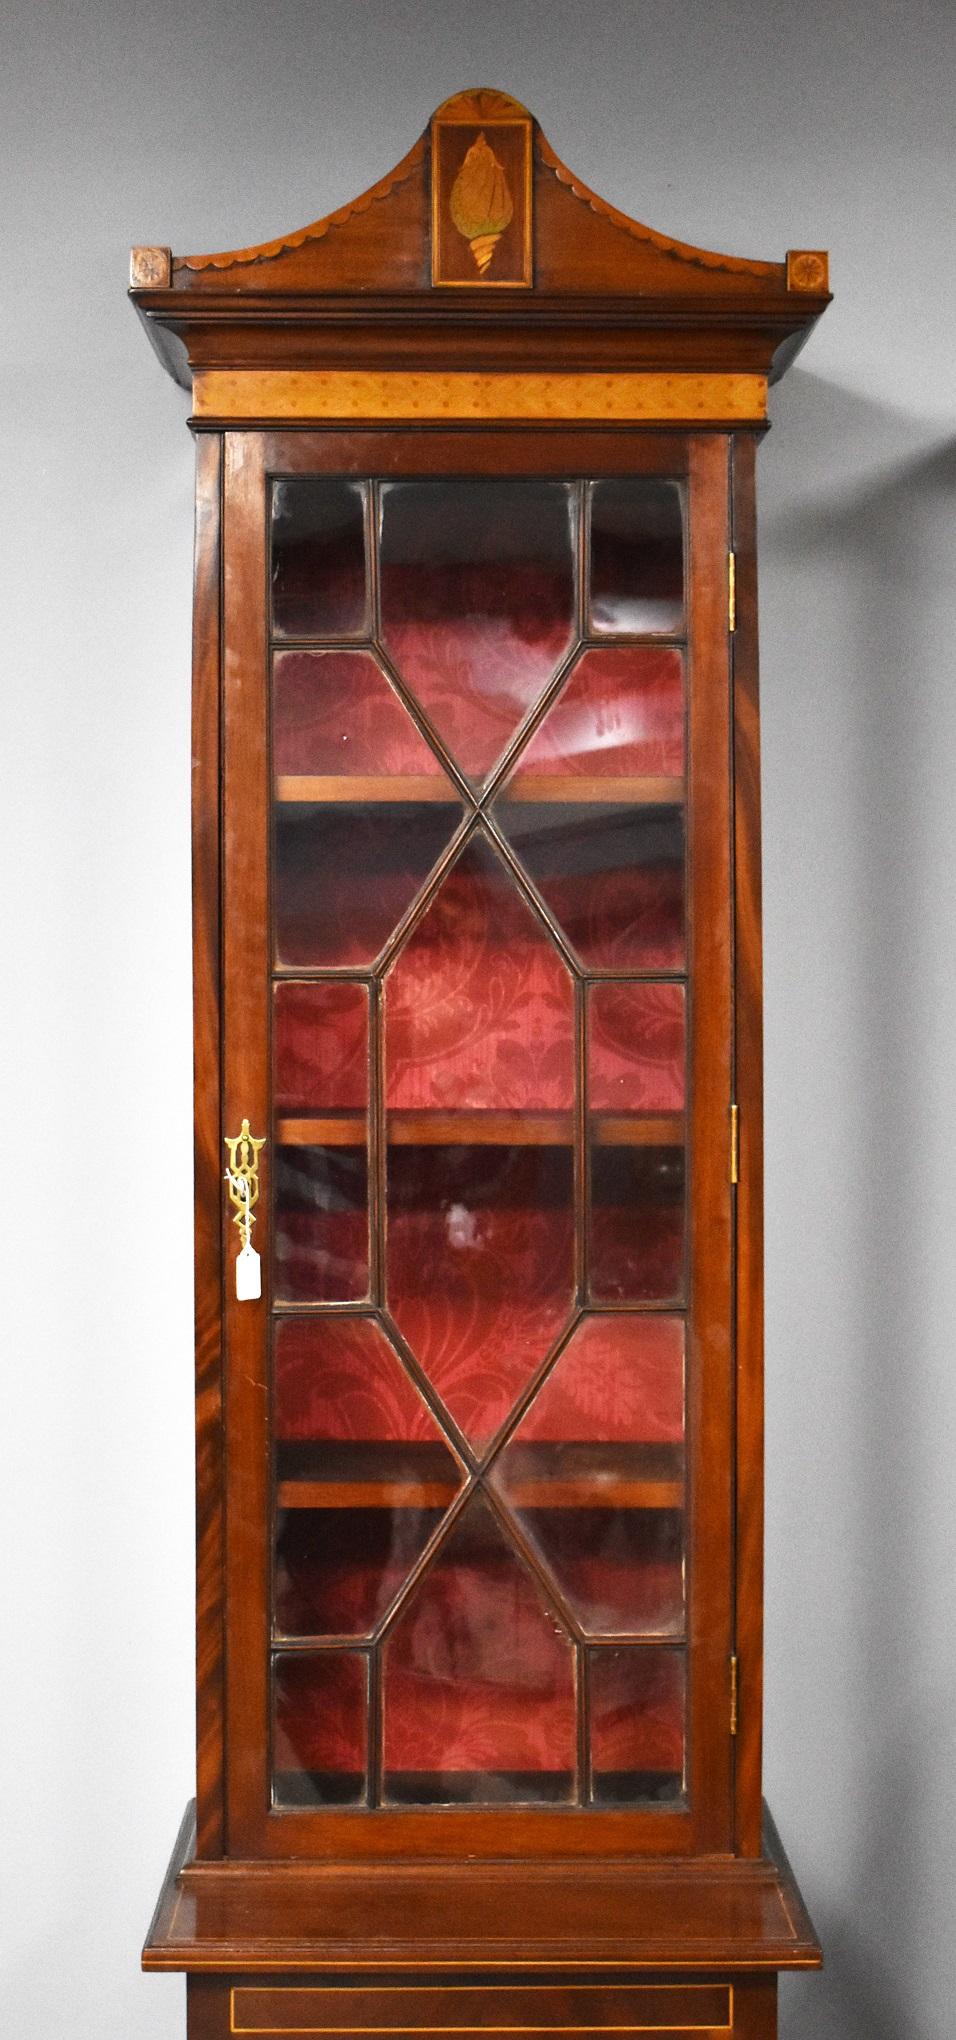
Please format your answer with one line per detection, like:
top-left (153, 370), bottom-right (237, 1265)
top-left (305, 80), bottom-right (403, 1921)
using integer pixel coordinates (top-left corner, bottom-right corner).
top-left (193, 369), bottom-right (767, 424)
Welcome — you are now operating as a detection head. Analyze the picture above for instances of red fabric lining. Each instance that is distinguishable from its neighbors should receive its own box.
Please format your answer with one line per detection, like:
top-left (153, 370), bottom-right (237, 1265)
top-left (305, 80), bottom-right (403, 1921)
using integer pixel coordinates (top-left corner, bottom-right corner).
top-left (274, 979), bottom-right (369, 1114)
top-left (273, 649), bottom-right (449, 778)
top-left (275, 1315), bottom-right (445, 1442)
top-left (274, 1651), bottom-right (367, 1775)
top-left (273, 1644), bottom-right (685, 1779)
top-left (382, 1497), bottom-right (577, 1773)
top-left (386, 836), bottom-right (574, 1113)
top-left (508, 646), bottom-right (684, 779)
top-left (274, 1149), bottom-right (370, 1304)
top-left (590, 1647), bottom-right (685, 1774)
top-left (387, 1144), bottom-right (574, 1445)
top-left (380, 477), bottom-right (575, 783)
top-left (501, 1314), bottom-right (685, 1445)
top-left (589, 980), bottom-right (686, 1113)
top-left (274, 804), bottom-right (462, 968)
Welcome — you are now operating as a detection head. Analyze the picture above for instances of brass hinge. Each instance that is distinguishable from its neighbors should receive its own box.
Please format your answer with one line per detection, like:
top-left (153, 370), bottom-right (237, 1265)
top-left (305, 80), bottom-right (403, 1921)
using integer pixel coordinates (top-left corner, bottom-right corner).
top-left (730, 1655), bottom-right (739, 1736)
top-left (728, 550), bottom-right (737, 632)
top-left (730, 1102), bottom-right (739, 1185)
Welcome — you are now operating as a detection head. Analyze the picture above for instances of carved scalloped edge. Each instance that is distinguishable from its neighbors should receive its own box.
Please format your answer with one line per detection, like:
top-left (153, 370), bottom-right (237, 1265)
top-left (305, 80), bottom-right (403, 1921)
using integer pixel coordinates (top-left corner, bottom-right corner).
top-left (536, 130), bottom-right (782, 282)
top-left (175, 136), bottom-right (426, 275)
top-left (434, 87), bottom-right (531, 121)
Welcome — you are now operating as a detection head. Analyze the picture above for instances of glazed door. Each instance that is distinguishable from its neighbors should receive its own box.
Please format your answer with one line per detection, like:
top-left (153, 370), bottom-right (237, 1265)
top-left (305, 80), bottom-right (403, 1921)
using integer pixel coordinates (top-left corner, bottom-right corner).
top-left (220, 428), bottom-right (734, 1858)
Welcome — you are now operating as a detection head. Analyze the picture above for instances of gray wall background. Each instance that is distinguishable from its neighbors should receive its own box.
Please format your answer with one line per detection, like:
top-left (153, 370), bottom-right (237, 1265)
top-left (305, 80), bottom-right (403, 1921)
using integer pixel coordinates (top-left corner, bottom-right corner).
top-left (3, 3), bottom-right (954, 2034)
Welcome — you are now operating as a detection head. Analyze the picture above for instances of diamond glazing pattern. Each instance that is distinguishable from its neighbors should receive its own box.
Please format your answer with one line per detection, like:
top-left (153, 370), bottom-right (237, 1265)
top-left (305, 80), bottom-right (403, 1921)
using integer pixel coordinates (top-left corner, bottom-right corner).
top-left (269, 475), bottom-right (689, 1806)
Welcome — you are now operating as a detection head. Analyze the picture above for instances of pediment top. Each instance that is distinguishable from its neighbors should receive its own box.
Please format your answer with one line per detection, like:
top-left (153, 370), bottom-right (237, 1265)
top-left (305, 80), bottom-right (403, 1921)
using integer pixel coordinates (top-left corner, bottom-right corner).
top-left (130, 88), bottom-right (829, 394)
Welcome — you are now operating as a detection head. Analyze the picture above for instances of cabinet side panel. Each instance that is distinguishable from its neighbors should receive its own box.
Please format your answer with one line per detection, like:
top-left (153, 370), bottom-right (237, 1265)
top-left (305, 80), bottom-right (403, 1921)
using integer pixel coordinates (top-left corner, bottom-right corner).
top-left (187, 1975), bottom-right (223, 2039)
top-left (730, 434), bottom-right (764, 1856)
top-left (734, 1976), bottom-right (777, 2037)
top-left (685, 436), bottom-right (735, 1853)
top-left (193, 430), bottom-right (226, 1857)
top-left (221, 433), bottom-right (273, 1853)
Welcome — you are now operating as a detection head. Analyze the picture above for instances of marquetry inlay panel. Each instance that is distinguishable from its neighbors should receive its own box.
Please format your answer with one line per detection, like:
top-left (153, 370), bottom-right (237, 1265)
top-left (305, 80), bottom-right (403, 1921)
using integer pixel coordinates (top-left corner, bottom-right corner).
top-left (193, 369), bottom-right (767, 423)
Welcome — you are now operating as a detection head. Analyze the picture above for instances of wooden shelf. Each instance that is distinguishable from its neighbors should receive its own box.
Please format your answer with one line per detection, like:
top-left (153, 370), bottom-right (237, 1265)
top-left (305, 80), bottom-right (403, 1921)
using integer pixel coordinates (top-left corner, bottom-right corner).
top-left (275, 1110), bottom-right (685, 1148)
top-left (504, 773), bottom-right (684, 806)
top-left (500, 1441), bottom-right (684, 1511)
top-left (277, 1441), bottom-right (459, 1511)
top-left (275, 1441), bottom-right (684, 1512)
top-left (274, 774), bottom-right (684, 806)
top-left (275, 775), bottom-right (458, 804)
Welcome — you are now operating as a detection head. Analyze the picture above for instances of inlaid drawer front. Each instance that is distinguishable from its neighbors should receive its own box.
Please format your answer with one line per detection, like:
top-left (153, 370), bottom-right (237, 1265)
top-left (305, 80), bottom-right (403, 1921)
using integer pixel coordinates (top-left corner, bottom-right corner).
top-left (229, 1982), bottom-right (733, 2035)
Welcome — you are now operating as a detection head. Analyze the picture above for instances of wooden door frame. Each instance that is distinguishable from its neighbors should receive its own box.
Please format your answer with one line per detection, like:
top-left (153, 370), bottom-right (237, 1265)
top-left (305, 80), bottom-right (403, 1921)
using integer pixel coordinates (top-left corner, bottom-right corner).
top-left (212, 426), bottom-right (737, 1860)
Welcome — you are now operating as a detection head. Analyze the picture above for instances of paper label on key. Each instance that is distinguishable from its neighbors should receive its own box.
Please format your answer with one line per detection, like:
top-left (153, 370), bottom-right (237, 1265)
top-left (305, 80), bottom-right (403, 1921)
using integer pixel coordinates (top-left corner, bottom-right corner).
top-left (236, 1242), bottom-right (261, 1301)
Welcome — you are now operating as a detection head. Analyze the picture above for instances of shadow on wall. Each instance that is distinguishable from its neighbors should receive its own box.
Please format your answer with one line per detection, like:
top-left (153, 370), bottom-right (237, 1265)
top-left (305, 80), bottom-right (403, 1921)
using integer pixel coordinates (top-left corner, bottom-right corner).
top-left (759, 371), bottom-right (956, 2040)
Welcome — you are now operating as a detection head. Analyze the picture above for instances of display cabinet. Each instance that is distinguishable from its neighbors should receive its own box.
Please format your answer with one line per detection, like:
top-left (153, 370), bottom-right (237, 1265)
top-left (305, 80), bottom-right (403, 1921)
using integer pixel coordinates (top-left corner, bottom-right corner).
top-left (132, 89), bottom-right (829, 2040)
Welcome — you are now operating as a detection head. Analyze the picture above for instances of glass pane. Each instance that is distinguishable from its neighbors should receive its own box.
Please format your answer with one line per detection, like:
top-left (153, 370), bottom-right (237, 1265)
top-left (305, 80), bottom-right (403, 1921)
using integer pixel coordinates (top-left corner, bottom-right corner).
top-left (276, 1507), bottom-right (449, 1639)
top-left (495, 1507), bottom-right (682, 1637)
top-left (492, 801), bottom-right (684, 973)
top-left (588, 984), bottom-right (686, 1304)
top-left (273, 648), bottom-right (451, 782)
top-left (589, 480), bottom-right (684, 636)
top-left (589, 1148), bottom-right (685, 1304)
top-left (274, 978), bottom-right (368, 1118)
top-left (274, 1316), bottom-right (463, 1638)
top-left (496, 1313), bottom-right (685, 1448)
top-left (387, 1143), bottom-right (574, 1448)
top-left (274, 1312), bottom-right (453, 1451)
top-left (589, 981), bottom-right (686, 1114)
top-left (271, 478), bottom-right (367, 638)
top-left (379, 480), bottom-right (575, 784)
top-left (273, 982), bottom-right (369, 1304)
top-left (274, 806), bottom-right (462, 970)
top-left (493, 647), bottom-right (685, 971)
top-left (501, 647), bottom-right (685, 786)
top-left (382, 1495), bottom-right (576, 1804)
top-left (491, 1313), bottom-right (685, 1634)
top-left (385, 834), bottom-right (575, 1446)
top-left (273, 651), bottom-right (462, 969)
top-left (589, 1648), bottom-right (685, 1804)
top-left (385, 833), bottom-right (575, 1115)
top-left (273, 1651), bottom-right (368, 1806)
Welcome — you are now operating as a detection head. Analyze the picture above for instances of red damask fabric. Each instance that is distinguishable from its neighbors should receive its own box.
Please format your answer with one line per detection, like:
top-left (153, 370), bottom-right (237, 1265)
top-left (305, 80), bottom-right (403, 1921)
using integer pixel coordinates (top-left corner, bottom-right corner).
top-left (274, 1650), bottom-right (367, 1778)
top-left (273, 649), bottom-right (450, 779)
top-left (589, 980), bottom-right (686, 1113)
top-left (274, 979), bottom-right (369, 1114)
top-left (590, 1647), bottom-right (685, 1777)
top-left (274, 803), bottom-right (463, 968)
top-left (505, 646), bottom-right (684, 781)
top-left (382, 1498), bottom-right (577, 1778)
top-left (379, 480), bottom-right (575, 783)
top-left (501, 1313), bottom-right (685, 1446)
top-left (275, 1315), bottom-right (445, 1442)
top-left (385, 835), bottom-right (574, 1112)
top-left (387, 1144), bottom-right (574, 1446)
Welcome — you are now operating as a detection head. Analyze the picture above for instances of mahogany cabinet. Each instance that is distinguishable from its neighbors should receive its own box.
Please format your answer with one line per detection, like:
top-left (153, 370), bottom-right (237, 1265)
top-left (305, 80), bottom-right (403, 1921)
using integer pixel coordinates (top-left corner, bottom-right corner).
top-left (132, 89), bottom-right (829, 2040)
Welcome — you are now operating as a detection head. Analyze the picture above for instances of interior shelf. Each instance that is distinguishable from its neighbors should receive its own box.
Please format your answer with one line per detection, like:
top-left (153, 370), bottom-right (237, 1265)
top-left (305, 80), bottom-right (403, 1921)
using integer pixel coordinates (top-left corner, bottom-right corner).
top-left (274, 773), bottom-right (684, 806)
top-left (277, 1440), bottom-right (459, 1510)
top-left (494, 1440), bottom-right (684, 1511)
top-left (275, 1110), bottom-right (686, 1148)
top-left (275, 1440), bottom-right (685, 1512)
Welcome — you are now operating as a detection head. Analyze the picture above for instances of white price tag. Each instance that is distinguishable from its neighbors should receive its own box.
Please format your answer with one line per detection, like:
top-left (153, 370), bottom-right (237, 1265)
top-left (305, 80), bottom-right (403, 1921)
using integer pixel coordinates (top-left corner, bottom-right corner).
top-left (236, 1240), bottom-right (261, 1301)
